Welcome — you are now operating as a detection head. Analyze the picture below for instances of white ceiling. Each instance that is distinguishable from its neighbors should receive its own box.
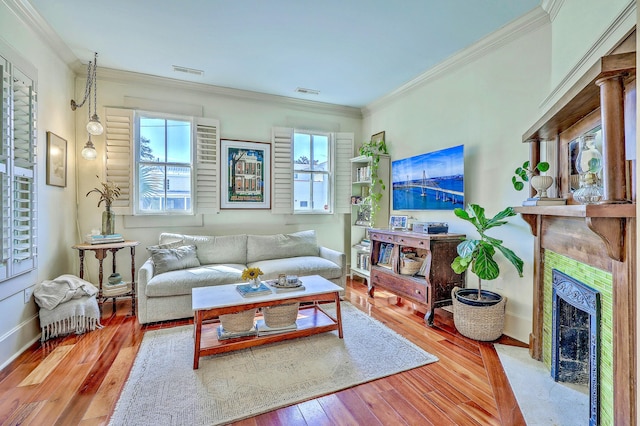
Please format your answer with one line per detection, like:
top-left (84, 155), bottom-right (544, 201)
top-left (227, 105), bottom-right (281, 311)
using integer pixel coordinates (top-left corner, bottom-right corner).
top-left (27, 0), bottom-right (541, 108)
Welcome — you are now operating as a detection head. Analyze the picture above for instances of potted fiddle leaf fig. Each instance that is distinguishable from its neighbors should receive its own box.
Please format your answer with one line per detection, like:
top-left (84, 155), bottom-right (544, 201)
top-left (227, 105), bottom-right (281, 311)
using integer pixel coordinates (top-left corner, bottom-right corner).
top-left (450, 203), bottom-right (524, 340)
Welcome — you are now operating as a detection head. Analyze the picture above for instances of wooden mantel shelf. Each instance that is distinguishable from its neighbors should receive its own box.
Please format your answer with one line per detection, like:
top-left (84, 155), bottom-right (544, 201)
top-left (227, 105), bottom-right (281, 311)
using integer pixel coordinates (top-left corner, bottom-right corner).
top-left (514, 204), bottom-right (635, 261)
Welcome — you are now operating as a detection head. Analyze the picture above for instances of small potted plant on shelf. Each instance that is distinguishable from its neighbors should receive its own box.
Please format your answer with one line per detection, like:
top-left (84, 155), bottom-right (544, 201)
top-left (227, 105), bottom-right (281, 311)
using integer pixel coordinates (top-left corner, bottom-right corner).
top-left (512, 160), bottom-right (552, 198)
top-left (359, 137), bottom-right (388, 225)
top-left (450, 203), bottom-right (524, 341)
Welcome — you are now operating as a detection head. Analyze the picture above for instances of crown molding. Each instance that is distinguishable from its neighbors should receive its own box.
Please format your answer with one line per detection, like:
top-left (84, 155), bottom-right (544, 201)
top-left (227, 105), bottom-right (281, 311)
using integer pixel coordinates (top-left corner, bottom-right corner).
top-left (537, 0), bottom-right (636, 112)
top-left (3, 0), bottom-right (77, 64)
top-left (361, 7), bottom-right (549, 117)
top-left (541, 0), bottom-right (565, 22)
top-left (95, 67), bottom-right (363, 119)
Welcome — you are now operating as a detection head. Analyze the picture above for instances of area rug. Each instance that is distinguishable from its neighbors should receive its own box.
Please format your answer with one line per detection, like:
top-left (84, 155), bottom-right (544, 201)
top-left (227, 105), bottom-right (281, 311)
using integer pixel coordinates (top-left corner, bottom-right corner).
top-left (109, 302), bottom-right (437, 426)
top-left (495, 344), bottom-right (588, 426)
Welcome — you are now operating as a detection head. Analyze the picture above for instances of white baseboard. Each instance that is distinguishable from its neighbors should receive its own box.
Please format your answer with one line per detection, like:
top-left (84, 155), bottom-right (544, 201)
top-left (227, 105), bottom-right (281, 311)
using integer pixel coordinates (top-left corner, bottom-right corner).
top-left (0, 314), bottom-right (40, 371)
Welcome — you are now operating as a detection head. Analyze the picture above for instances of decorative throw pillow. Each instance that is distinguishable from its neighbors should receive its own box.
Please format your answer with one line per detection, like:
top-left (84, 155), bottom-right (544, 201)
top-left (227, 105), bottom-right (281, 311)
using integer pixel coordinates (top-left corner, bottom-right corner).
top-left (148, 245), bottom-right (200, 275)
top-left (147, 239), bottom-right (184, 251)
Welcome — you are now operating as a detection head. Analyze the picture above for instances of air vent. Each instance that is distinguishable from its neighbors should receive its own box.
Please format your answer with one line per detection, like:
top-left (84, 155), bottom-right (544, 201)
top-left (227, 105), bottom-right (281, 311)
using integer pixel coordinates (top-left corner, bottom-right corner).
top-left (172, 65), bottom-right (204, 76)
top-left (295, 87), bottom-right (320, 95)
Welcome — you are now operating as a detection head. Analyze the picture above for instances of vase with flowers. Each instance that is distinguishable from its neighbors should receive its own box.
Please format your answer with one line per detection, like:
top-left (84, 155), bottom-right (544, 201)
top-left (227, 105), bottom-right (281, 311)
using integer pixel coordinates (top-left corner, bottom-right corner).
top-left (86, 176), bottom-right (121, 235)
top-left (241, 267), bottom-right (264, 288)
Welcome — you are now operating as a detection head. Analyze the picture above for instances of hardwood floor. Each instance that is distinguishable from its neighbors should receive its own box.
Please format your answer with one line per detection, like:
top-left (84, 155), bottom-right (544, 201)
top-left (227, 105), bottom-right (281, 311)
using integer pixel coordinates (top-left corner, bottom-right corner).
top-left (0, 278), bottom-right (528, 425)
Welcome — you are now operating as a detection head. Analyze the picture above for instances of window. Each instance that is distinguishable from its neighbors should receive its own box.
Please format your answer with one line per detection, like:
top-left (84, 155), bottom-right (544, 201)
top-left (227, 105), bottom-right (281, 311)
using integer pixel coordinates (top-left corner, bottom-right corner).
top-left (104, 107), bottom-right (219, 217)
top-left (135, 113), bottom-right (193, 214)
top-left (271, 127), bottom-right (353, 215)
top-left (0, 49), bottom-right (37, 281)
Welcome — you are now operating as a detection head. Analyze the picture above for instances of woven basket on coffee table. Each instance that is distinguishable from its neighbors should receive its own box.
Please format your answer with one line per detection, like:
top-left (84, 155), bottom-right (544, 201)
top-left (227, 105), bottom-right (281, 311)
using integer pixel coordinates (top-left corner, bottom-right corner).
top-left (219, 308), bottom-right (256, 332)
top-left (262, 302), bottom-right (300, 328)
top-left (451, 287), bottom-right (506, 341)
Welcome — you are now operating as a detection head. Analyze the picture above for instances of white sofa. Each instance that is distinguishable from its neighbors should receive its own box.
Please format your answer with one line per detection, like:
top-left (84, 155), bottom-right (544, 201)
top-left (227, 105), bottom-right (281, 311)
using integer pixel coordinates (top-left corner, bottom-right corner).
top-left (137, 230), bottom-right (346, 324)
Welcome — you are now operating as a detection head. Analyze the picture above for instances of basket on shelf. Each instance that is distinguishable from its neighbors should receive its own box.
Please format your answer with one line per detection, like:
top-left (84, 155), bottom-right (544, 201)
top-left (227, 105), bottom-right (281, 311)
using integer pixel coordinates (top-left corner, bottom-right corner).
top-left (219, 309), bottom-right (256, 332)
top-left (400, 256), bottom-right (423, 275)
top-left (262, 302), bottom-right (300, 328)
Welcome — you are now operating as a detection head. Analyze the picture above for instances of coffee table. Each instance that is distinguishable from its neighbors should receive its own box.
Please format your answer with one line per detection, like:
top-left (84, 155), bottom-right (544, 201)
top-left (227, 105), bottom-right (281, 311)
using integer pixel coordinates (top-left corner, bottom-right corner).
top-left (192, 275), bottom-right (343, 369)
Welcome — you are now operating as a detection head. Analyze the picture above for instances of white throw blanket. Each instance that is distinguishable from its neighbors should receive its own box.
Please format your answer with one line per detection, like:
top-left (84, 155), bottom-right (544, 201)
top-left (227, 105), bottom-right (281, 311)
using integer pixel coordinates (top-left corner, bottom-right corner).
top-left (34, 274), bottom-right (102, 341)
top-left (34, 274), bottom-right (98, 310)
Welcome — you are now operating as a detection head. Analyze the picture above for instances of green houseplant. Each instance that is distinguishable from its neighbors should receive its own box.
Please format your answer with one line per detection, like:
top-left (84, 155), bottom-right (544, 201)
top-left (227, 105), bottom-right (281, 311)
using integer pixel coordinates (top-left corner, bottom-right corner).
top-left (450, 203), bottom-right (524, 340)
top-left (358, 138), bottom-right (388, 225)
top-left (511, 160), bottom-right (550, 191)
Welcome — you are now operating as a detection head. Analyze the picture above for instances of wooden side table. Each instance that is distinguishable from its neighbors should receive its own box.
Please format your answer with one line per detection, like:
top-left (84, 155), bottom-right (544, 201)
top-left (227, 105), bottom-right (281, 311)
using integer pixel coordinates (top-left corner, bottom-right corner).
top-left (72, 240), bottom-right (140, 316)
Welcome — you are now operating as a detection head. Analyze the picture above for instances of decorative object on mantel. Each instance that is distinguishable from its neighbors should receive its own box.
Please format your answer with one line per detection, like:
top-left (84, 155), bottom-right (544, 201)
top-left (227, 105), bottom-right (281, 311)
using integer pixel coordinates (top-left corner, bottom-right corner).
top-left (450, 204), bottom-right (524, 341)
top-left (573, 133), bottom-right (604, 204)
top-left (512, 160), bottom-right (553, 200)
top-left (86, 176), bottom-right (121, 235)
top-left (70, 52), bottom-right (103, 160)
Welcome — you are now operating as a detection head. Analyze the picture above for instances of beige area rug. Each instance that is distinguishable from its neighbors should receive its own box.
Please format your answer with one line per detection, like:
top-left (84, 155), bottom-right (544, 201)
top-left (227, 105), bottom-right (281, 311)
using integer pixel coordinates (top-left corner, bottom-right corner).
top-left (109, 302), bottom-right (438, 426)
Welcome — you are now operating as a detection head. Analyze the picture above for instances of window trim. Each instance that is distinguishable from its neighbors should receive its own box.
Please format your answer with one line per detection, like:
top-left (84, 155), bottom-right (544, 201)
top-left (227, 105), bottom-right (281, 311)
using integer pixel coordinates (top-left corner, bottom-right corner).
top-left (293, 129), bottom-right (333, 214)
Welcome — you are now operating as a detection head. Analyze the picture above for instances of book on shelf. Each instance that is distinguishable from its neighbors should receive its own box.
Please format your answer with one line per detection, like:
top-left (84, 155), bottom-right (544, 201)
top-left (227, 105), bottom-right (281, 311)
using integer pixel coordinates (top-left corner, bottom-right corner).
top-left (102, 282), bottom-right (130, 297)
top-left (378, 243), bottom-right (393, 265)
top-left (217, 325), bottom-right (258, 340)
top-left (522, 197), bottom-right (567, 206)
top-left (86, 233), bottom-right (125, 244)
top-left (235, 282), bottom-right (272, 297)
top-left (255, 319), bottom-right (297, 336)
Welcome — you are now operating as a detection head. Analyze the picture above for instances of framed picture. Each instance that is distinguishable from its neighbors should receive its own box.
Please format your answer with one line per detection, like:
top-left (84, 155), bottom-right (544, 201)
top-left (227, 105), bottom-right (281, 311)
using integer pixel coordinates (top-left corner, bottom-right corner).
top-left (389, 215), bottom-right (408, 230)
top-left (371, 131), bottom-right (385, 144)
top-left (46, 132), bottom-right (67, 187)
top-left (221, 139), bottom-right (271, 209)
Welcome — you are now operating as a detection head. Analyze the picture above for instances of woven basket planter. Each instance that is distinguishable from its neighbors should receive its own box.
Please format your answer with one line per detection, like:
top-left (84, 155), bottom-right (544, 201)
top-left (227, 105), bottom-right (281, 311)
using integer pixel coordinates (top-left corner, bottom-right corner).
top-left (263, 302), bottom-right (300, 328)
top-left (451, 287), bottom-right (506, 341)
top-left (219, 309), bottom-right (256, 332)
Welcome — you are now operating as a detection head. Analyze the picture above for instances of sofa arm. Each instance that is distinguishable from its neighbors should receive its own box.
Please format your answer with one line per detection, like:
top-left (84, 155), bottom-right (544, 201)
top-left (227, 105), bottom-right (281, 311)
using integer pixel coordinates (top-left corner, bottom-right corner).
top-left (319, 246), bottom-right (346, 289)
top-left (137, 258), bottom-right (154, 324)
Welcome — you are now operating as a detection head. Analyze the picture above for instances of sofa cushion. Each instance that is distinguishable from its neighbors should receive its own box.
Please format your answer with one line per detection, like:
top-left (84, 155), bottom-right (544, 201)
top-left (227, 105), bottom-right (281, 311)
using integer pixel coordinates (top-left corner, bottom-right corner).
top-left (145, 264), bottom-right (245, 297)
top-left (247, 230), bottom-right (319, 262)
top-left (148, 245), bottom-right (201, 275)
top-left (147, 239), bottom-right (184, 251)
top-left (247, 256), bottom-right (342, 281)
top-left (158, 233), bottom-right (247, 265)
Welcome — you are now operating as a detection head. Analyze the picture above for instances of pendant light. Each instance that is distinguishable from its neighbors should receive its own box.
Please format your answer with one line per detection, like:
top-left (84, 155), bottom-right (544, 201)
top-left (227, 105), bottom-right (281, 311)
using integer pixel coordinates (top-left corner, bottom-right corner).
top-left (71, 52), bottom-right (103, 160)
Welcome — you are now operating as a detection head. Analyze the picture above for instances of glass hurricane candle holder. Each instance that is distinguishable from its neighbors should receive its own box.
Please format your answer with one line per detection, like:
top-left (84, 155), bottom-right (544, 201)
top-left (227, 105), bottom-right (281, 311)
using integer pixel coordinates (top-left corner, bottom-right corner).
top-left (573, 134), bottom-right (603, 204)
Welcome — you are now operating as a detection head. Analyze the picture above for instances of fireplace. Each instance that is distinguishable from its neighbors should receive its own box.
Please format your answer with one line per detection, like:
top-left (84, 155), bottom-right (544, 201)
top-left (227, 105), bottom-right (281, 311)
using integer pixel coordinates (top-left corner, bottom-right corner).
top-left (551, 269), bottom-right (600, 426)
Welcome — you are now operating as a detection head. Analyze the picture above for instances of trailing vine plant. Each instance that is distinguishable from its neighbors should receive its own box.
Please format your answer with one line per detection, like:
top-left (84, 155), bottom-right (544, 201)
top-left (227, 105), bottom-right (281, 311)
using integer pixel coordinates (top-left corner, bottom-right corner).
top-left (359, 138), bottom-right (388, 225)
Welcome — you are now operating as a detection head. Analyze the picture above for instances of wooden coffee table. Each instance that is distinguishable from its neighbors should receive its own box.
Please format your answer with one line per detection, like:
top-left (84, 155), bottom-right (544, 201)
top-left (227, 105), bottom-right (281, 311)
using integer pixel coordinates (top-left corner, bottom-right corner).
top-left (192, 275), bottom-right (343, 369)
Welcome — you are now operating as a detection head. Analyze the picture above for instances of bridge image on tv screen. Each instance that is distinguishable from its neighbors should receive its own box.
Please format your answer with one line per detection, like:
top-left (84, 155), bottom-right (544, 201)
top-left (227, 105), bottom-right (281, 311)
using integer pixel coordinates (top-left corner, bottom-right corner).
top-left (392, 144), bottom-right (464, 211)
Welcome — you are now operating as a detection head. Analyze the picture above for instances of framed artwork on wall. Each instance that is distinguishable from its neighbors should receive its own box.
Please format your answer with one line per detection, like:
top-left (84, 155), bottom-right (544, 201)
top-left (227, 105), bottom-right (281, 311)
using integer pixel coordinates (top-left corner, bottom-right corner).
top-left (220, 139), bottom-right (271, 209)
top-left (46, 132), bottom-right (67, 187)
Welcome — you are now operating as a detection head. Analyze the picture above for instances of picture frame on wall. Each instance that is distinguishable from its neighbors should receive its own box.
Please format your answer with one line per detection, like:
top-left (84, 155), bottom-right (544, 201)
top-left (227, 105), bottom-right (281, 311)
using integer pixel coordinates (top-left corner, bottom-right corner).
top-left (389, 215), bottom-right (408, 230)
top-left (46, 132), bottom-right (67, 187)
top-left (371, 131), bottom-right (385, 144)
top-left (220, 139), bottom-right (271, 209)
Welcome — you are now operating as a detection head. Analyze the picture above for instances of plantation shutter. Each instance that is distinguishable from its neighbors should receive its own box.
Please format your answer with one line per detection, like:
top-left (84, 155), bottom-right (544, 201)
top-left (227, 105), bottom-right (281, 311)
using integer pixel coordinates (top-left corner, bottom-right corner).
top-left (334, 132), bottom-right (354, 214)
top-left (194, 117), bottom-right (219, 214)
top-left (271, 127), bottom-right (293, 214)
top-left (104, 107), bottom-right (134, 215)
top-left (0, 65), bottom-right (10, 272)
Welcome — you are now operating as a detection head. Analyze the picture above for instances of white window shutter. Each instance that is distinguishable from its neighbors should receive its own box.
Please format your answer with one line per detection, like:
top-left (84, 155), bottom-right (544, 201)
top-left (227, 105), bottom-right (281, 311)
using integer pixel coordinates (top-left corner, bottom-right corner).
top-left (334, 132), bottom-right (354, 214)
top-left (271, 127), bottom-right (293, 214)
top-left (104, 107), bottom-right (134, 215)
top-left (195, 117), bottom-right (220, 214)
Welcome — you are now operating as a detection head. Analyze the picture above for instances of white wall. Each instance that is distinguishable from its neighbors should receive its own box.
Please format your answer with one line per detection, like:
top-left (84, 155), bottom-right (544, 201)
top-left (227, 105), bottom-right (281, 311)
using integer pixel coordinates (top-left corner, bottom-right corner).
top-left (0, 3), bottom-right (77, 368)
top-left (74, 72), bottom-right (363, 285)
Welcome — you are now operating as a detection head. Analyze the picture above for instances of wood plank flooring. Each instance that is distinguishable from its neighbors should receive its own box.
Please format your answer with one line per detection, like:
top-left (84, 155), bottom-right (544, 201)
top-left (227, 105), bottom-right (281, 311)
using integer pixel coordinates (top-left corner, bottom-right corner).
top-left (0, 278), bottom-right (528, 425)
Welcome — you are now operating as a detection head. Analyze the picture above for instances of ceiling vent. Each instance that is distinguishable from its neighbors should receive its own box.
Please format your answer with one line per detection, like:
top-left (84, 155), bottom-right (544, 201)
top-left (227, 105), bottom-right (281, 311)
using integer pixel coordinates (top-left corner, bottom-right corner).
top-left (172, 65), bottom-right (204, 76)
top-left (295, 87), bottom-right (320, 95)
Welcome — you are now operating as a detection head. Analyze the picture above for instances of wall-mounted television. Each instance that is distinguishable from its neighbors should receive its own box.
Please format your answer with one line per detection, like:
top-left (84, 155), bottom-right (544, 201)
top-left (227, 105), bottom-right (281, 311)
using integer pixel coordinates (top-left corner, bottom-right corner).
top-left (392, 144), bottom-right (464, 210)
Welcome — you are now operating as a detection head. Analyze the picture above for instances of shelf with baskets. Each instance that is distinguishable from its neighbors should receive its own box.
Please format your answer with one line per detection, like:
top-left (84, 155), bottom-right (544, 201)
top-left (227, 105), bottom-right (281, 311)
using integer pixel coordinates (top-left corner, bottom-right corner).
top-left (349, 155), bottom-right (390, 283)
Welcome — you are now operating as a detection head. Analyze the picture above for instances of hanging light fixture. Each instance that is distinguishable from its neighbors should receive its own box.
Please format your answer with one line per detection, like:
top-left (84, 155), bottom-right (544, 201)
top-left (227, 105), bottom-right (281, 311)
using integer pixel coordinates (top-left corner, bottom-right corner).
top-left (70, 52), bottom-right (104, 136)
top-left (80, 90), bottom-right (97, 160)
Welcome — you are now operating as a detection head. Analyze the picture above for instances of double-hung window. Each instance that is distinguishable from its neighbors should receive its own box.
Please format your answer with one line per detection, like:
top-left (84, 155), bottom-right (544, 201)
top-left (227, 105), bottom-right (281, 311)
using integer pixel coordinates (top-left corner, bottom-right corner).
top-left (135, 113), bottom-right (193, 215)
top-left (293, 131), bottom-right (331, 213)
top-left (0, 48), bottom-right (37, 281)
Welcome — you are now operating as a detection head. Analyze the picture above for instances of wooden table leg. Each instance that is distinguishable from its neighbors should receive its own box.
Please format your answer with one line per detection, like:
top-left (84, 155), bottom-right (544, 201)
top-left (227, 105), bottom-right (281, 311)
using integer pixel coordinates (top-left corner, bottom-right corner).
top-left (335, 292), bottom-right (343, 338)
top-left (193, 311), bottom-right (203, 369)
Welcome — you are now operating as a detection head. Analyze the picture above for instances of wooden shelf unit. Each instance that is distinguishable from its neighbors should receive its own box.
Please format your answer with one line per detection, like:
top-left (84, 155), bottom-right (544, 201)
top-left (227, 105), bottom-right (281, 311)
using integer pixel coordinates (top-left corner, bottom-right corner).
top-left (367, 228), bottom-right (464, 326)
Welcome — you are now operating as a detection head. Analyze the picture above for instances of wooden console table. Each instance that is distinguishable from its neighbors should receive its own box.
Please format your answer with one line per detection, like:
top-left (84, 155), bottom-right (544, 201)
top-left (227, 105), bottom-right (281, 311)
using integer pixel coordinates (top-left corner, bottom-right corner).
top-left (368, 229), bottom-right (465, 325)
top-left (72, 240), bottom-right (139, 316)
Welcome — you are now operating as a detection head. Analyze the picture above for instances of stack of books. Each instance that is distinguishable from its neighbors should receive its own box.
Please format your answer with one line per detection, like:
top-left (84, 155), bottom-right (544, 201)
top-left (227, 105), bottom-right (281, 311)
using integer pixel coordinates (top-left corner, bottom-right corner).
top-left (255, 319), bottom-right (297, 336)
top-left (86, 233), bottom-right (125, 244)
top-left (102, 282), bottom-right (130, 297)
top-left (217, 325), bottom-right (258, 340)
top-left (236, 282), bottom-right (272, 297)
top-left (521, 197), bottom-right (567, 206)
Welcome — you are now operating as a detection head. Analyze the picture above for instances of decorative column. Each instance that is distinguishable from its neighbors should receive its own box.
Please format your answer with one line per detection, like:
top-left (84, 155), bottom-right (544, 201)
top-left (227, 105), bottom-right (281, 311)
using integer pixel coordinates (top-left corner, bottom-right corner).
top-left (596, 74), bottom-right (627, 203)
